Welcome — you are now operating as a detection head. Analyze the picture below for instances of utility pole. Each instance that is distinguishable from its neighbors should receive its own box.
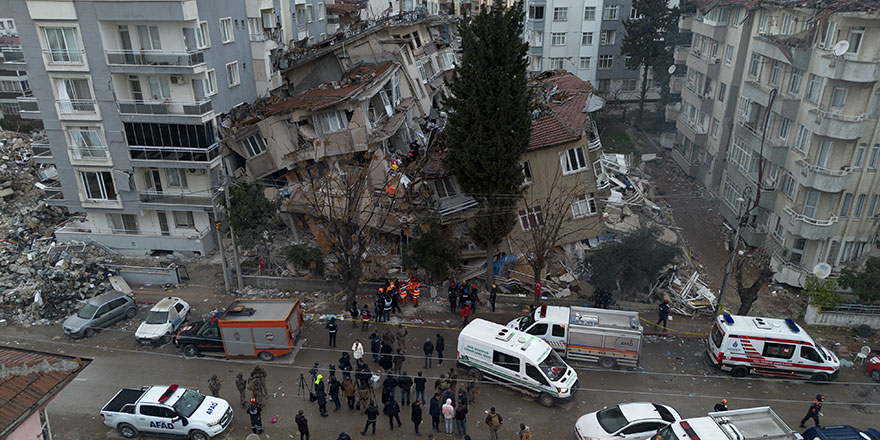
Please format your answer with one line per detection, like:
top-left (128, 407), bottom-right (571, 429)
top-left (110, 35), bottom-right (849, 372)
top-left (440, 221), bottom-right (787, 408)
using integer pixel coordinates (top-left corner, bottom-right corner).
top-left (715, 187), bottom-right (752, 315)
top-left (211, 187), bottom-right (232, 293)
top-left (223, 175), bottom-right (244, 290)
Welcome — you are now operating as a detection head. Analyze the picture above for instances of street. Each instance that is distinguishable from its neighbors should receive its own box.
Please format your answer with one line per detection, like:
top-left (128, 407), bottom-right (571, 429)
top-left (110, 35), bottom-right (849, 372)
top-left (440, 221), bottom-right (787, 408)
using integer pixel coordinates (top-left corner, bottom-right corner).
top-left (2, 295), bottom-right (879, 440)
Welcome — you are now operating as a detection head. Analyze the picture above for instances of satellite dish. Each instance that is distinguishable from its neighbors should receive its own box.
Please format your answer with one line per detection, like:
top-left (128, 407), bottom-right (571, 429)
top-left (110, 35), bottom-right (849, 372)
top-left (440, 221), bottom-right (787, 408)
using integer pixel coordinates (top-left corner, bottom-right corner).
top-left (813, 262), bottom-right (832, 279)
top-left (832, 40), bottom-right (850, 57)
top-left (668, 65), bottom-right (676, 75)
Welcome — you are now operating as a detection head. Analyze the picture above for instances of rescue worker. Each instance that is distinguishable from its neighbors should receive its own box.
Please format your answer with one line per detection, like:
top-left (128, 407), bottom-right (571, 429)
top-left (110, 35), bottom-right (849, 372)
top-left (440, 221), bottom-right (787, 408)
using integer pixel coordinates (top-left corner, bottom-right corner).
top-left (315, 374), bottom-right (328, 417)
top-left (461, 301), bottom-right (471, 328)
top-left (799, 394), bottom-right (824, 428)
top-left (412, 278), bottom-right (421, 307)
top-left (489, 284), bottom-right (498, 312)
top-left (251, 365), bottom-right (268, 395)
top-left (235, 372), bottom-right (248, 408)
top-left (208, 374), bottom-right (222, 397)
top-left (249, 374), bottom-right (266, 407)
top-left (361, 304), bottom-right (371, 331)
top-left (247, 398), bottom-right (263, 434)
top-left (401, 277), bottom-right (411, 307)
top-left (714, 398), bottom-right (728, 412)
top-left (327, 317), bottom-right (339, 347)
top-left (383, 295), bottom-right (393, 322)
top-left (448, 283), bottom-right (458, 313)
top-left (350, 301), bottom-right (360, 328)
top-left (656, 298), bottom-right (670, 330)
top-left (392, 283), bottom-right (402, 313)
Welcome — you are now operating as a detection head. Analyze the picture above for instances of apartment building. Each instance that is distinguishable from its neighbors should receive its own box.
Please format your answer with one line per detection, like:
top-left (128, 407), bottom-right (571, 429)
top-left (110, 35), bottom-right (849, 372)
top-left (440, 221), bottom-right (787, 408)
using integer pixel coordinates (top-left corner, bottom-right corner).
top-left (676, 0), bottom-right (880, 286)
top-left (0, 18), bottom-right (18, 37)
top-left (0, 35), bottom-right (30, 120)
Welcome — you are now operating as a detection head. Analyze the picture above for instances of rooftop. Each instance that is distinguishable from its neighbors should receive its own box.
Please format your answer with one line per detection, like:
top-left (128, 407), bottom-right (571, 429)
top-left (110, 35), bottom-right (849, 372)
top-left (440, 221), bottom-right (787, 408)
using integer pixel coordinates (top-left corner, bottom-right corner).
top-left (695, 0), bottom-right (880, 14)
top-left (529, 70), bottom-right (595, 150)
top-left (262, 62), bottom-right (395, 115)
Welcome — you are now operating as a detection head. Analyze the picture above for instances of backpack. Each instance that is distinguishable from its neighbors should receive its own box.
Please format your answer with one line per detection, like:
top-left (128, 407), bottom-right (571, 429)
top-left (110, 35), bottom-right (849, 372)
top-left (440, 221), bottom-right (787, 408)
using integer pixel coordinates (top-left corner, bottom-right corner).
top-left (488, 414), bottom-right (501, 429)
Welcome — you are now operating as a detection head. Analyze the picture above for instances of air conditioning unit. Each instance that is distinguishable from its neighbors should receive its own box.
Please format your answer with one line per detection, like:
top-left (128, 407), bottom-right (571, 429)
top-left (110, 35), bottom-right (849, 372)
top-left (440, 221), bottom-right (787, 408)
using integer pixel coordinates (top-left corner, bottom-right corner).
top-left (170, 75), bottom-right (186, 84)
top-left (187, 168), bottom-right (205, 175)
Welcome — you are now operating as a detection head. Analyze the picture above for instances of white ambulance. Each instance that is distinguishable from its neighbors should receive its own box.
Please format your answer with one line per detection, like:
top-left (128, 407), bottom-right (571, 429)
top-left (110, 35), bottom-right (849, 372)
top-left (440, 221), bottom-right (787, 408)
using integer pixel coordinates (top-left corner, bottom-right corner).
top-left (707, 314), bottom-right (839, 381)
top-left (457, 318), bottom-right (579, 407)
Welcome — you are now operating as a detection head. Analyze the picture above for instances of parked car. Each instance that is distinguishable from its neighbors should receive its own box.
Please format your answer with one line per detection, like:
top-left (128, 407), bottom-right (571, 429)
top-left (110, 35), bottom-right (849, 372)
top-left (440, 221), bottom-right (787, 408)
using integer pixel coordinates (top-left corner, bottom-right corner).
top-left (803, 425), bottom-right (880, 440)
top-left (869, 355), bottom-right (880, 382)
top-left (135, 297), bottom-right (190, 345)
top-left (575, 402), bottom-right (681, 440)
top-left (63, 291), bottom-right (137, 338)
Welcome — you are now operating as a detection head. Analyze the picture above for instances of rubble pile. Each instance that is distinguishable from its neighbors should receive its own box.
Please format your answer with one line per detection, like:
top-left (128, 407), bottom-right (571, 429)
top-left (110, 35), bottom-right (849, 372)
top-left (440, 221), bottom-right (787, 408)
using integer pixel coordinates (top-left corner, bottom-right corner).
top-left (0, 130), bottom-right (113, 324)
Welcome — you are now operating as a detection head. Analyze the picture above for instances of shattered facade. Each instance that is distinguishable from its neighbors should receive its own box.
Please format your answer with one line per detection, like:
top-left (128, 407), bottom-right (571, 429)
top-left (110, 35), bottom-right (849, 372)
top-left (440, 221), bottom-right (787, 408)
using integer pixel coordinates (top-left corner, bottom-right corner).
top-left (0, 34), bottom-right (30, 120)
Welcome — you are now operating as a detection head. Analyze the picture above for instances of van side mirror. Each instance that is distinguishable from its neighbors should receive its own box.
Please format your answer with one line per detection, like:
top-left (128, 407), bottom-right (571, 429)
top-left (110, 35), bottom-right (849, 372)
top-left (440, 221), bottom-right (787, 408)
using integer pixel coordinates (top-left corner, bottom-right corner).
top-left (174, 414), bottom-right (189, 426)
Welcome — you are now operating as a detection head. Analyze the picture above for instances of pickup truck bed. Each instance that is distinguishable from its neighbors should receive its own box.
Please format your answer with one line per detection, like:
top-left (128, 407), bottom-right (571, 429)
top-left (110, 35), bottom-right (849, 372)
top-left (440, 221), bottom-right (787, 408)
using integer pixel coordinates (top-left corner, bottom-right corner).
top-left (102, 388), bottom-right (146, 412)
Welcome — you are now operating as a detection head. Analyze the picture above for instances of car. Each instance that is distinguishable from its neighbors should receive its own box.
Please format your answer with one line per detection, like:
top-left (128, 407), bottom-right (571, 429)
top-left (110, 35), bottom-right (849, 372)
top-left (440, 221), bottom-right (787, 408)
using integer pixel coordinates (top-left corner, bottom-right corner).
top-left (62, 291), bottom-right (137, 338)
top-left (803, 425), bottom-right (880, 440)
top-left (869, 355), bottom-right (880, 383)
top-left (135, 297), bottom-right (190, 345)
top-left (575, 402), bottom-right (681, 440)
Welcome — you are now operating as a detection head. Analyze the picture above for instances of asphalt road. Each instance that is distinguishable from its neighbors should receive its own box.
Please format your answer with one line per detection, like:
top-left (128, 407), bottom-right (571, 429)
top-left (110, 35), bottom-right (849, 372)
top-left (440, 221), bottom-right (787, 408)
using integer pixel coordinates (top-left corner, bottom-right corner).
top-left (2, 302), bottom-right (879, 440)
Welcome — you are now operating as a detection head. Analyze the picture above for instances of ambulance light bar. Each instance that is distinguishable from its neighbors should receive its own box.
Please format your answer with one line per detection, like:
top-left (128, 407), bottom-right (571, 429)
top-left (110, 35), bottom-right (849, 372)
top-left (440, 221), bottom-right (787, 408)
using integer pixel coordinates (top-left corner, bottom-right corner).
top-left (784, 318), bottom-right (800, 333)
top-left (722, 314), bottom-right (735, 325)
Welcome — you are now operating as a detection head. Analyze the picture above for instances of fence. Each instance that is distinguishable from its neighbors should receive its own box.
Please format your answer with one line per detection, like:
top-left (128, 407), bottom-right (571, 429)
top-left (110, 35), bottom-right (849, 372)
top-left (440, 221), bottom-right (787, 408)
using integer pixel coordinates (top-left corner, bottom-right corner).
top-left (804, 304), bottom-right (880, 329)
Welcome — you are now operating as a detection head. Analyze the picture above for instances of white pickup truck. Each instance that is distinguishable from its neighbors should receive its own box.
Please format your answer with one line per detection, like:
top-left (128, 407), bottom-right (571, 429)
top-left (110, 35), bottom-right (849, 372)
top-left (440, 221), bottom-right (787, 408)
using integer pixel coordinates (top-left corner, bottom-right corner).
top-left (100, 384), bottom-right (232, 440)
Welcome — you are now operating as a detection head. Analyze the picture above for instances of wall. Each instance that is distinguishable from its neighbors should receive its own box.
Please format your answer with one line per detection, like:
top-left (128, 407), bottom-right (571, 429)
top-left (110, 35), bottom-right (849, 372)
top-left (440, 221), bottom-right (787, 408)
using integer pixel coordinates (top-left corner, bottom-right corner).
top-left (7, 411), bottom-right (43, 440)
top-left (243, 275), bottom-right (385, 295)
top-left (804, 304), bottom-right (880, 330)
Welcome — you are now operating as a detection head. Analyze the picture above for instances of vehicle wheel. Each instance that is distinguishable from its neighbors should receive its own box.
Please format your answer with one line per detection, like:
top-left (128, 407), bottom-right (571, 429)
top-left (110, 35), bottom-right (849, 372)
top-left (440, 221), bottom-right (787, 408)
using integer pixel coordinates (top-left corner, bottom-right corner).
top-left (162, 333), bottom-right (172, 344)
top-left (84, 328), bottom-right (96, 338)
top-left (468, 367), bottom-right (482, 381)
top-left (258, 351), bottom-right (275, 361)
top-left (598, 357), bottom-right (617, 369)
top-left (809, 373), bottom-right (829, 383)
top-left (730, 366), bottom-right (749, 378)
top-left (189, 429), bottom-right (209, 440)
top-left (857, 324), bottom-right (873, 338)
top-left (117, 422), bottom-right (138, 439)
top-left (871, 370), bottom-right (880, 383)
top-left (538, 393), bottom-right (555, 407)
top-left (183, 344), bottom-right (199, 357)
top-left (125, 308), bottom-right (137, 319)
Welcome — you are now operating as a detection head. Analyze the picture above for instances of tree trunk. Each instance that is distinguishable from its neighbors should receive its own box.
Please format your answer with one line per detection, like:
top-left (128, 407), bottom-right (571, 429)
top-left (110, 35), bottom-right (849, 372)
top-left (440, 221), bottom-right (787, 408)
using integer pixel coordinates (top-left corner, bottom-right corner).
top-left (345, 259), bottom-right (363, 307)
top-left (735, 261), bottom-right (774, 316)
top-left (638, 64), bottom-right (649, 123)
top-left (485, 241), bottom-right (496, 291)
top-left (532, 261), bottom-right (544, 307)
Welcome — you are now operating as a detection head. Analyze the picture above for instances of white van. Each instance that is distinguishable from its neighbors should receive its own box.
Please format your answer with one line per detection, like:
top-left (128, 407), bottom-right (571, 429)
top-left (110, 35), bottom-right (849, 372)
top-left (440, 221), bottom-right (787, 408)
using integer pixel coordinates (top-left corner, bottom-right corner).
top-left (708, 314), bottom-right (839, 381)
top-left (654, 407), bottom-right (801, 440)
top-left (457, 318), bottom-right (579, 407)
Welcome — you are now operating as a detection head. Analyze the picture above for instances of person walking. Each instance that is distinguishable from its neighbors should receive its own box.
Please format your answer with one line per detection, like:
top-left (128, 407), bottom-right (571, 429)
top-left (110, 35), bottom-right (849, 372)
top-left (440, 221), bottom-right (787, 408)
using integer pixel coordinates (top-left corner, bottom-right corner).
top-left (315, 374), bottom-right (328, 417)
top-left (398, 371), bottom-right (413, 405)
top-left (361, 401), bottom-right (379, 435)
top-left (371, 333), bottom-right (382, 363)
top-left (461, 302), bottom-right (471, 328)
top-left (343, 377), bottom-right (356, 410)
top-left (247, 398), bottom-right (263, 434)
top-left (465, 377), bottom-right (476, 404)
top-left (800, 394), bottom-right (825, 428)
top-left (350, 302), bottom-right (360, 328)
top-left (448, 283), bottom-right (458, 313)
top-left (423, 338), bottom-right (434, 369)
top-left (393, 349), bottom-right (405, 376)
top-left (384, 397), bottom-right (402, 430)
top-left (295, 410), bottom-right (310, 440)
top-left (454, 400), bottom-right (468, 437)
top-left (329, 375), bottom-right (342, 412)
top-left (714, 399), bottom-right (728, 412)
top-left (352, 339), bottom-right (365, 363)
top-left (656, 298), bottom-right (670, 330)
top-left (384, 372), bottom-right (398, 402)
top-left (436, 334), bottom-right (445, 366)
top-left (208, 375), bottom-right (222, 397)
top-left (340, 352), bottom-right (353, 381)
top-left (429, 393), bottom-right (442, 432)
top-left (442, 398), bottom-right (455, 434)
top-left (235, 373), bottom-right (248, 408)
top-left (361, 305), bottom-right (372, 331)
top-left (414, 371), bottom-right (427, 404)
top-left (396, 324), bottom-right (408, 352)
top-left (489, 284), bottom-right (498, 312)
top-left (485, 407), bottom-right (502, 440)
top-left (327, 317), bottom-right (339, 347)
top-left (338, 432), bottom-right (352, 440)
top-left (519, 424), bottom-right (532, 440)
top-left (411, 400), bottom-right (423, 435)
top-left (356, 381), bottom-right (371, 412)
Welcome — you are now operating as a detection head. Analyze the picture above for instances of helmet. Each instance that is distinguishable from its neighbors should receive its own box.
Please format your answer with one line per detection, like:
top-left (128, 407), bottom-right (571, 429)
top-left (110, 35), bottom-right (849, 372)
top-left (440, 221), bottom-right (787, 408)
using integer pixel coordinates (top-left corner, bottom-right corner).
top-left (816, 394), bottom-right (825, 402)
top-left (250, 398), bottom-right (256, 403)
top-left (379, 287), bottom-right (385, 293)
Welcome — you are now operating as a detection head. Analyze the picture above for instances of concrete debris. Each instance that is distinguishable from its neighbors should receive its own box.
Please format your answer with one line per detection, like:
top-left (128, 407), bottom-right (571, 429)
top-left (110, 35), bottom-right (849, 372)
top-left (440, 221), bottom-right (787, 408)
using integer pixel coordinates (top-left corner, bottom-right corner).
top-left (0, 358), bottom-right (82, 378)
top-left (651, 268), bottom-right (717, 316)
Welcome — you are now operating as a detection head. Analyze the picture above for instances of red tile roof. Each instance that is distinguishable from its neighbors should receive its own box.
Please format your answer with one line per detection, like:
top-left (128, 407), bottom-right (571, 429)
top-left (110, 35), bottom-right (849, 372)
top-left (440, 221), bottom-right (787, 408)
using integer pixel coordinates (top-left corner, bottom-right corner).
top-left (529, 70), bottom-right (594, 150)
top-left (262, 61), bottom-right (395, 115)
top-left (0, 348), bottom-right (90, 437)
top-left (326, 1), bottom-right (362, 15)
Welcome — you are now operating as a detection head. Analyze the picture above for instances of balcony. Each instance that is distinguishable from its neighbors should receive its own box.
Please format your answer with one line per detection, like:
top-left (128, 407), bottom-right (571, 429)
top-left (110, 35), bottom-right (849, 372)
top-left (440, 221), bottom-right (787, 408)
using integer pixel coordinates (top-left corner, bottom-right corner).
top-left (129, 143), bottom-right (220, 168)
top-left (138, 190), bottom-right (215, 208)
top-left (54, 217), bottom-right (215, 255)
top-left (740, 80), bottom-right (799, 120)
top-left (670, 145), bottom-right (699, 177)
top-left (681, 83), bottom-right (712, 113)
top-left (586, 118), bottom-right (602, 151)
top-left (31, 143), bottom-right (53, 163)
top-left (69, 146), bottom-right (111, 162)
top-left (751, 35), bottom-right (810, 70)
top-left (674, 46), bottom-right (689, 64)
top-left (795, 159), bottom-right (852, 193)
top-left (118, 99), bottom-right (213, 123)
top-left (756, 189), bottom-right (778, 210)
top-left (679, 14), bottom-right (694, 31)
top-left (784, 205), bottom-right (838, 240)
top-left (56, 99), bottom-right (98, 119)
top-left (0, 46), bottom-right (25, 64)
top-left (740, 225), bottom-right (768, 246)
top-left (17, 96), bottom-right (40, 119)
top-left (104, 49), bottom-right (206, 74)
top-left (36, 180), bottom-right (64, 203)
top-left (675, 115), bottom-right (708, 145)
top-left (686, 49), bottom-right (720, 77)
top-left (692, 18), bottom-right (727, 41)
top-left (808, 108), bottom-right (868, 140)
top-left (42, 48), bottom-right (86, 67)
top-left (665, 102), bottom-right (681, 123)
top-left (765, 142), bottom-right (789, 167)
top-left (669, 75), bottom-right (684, 94)
top-left (813, 54), bottom-right (880, 83)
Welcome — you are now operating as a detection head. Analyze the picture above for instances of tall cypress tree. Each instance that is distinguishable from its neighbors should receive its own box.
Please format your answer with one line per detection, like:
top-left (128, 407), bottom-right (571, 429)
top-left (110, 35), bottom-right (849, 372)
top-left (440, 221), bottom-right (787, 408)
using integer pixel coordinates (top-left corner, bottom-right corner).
top-left (443, 0), bottom-right (530, 288)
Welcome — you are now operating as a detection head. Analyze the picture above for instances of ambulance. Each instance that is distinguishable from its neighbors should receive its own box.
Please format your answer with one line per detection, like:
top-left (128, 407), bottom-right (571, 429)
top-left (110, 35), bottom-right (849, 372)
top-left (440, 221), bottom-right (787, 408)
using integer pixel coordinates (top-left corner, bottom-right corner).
top-left (707, 314), bottom-right (839, 381)
top-left (457, 318), bottom-right (579, 407)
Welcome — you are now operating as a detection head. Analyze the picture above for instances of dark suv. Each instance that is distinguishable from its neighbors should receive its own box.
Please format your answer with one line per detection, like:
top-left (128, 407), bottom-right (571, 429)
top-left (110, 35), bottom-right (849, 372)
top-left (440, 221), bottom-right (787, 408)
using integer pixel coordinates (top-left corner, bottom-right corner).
top-left (62, 291), bottom-right (137, 338)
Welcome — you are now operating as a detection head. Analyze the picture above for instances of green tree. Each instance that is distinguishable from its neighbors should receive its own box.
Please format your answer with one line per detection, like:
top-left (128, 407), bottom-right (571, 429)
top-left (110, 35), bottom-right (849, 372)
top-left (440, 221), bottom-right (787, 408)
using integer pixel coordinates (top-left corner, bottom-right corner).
top-left (802, 277), bottom-right (843, 311)
top-left (282, 244), bottom-right (325, 277)
top-left (228, 182), bottom-right (282, 272)
top-left (620, 0), bottom-right (680, 121)
top-left (443, 0), bottom-right (531, 288)
top-left (403, 217), bottom-right (460, 284)
top-left (838, 256), bottom-right (880, 303)
top-left (582, 227), bottom-right (679, 296)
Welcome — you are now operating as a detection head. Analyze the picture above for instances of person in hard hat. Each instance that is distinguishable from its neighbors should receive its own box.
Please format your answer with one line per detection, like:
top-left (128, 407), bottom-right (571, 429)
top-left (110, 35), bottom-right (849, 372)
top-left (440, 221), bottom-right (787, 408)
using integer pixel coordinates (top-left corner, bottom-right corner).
top-left (247, 398), bottom-right (263, 434)
top-left (656, 298), bottom-right (670, 331)
top-left (713, 398), bottom-right (728, 412)
top-left (799, 394), bottom-right (824, 428)
top-left (489, 284), bottom-right (498, 312)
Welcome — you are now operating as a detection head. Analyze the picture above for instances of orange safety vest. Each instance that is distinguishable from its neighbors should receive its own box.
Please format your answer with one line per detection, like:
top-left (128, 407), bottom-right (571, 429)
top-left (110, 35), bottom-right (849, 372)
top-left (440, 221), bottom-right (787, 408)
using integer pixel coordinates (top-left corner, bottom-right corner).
top-left (412, 281), bottom-right (421, 297)
top-left (401, 283), bottom-right (410, 297)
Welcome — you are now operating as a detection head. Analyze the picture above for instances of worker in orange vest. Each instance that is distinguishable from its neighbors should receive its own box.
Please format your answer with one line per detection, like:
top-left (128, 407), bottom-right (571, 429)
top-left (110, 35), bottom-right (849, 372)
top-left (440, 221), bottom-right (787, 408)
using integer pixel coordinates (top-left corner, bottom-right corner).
top-left (411, 278), bottom-right (422, 307)
top-left (401, 276), bottom-right (411, 306)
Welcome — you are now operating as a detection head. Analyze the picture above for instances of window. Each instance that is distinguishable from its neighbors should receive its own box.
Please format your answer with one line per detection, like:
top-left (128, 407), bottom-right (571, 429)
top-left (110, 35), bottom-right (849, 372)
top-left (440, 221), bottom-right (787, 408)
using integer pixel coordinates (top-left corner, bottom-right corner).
top-left (528, 5), bottom-right (544, 20)
top-left (722, 177), bottom-right (741, 208)
top-left (854, 143), bottom-right (867, 168)
top-left (870, 144), bottom-right (880, 169)
top-left (781, 172), bottom-right (796, 199)
top-left (803, 190), bottom-right (819, 218)
top-left (571, 193), bottom-right (597, 218)
top-left (549, 58), bottom-right (564, 70)
top-left (724, 44), bottom-right (734, 65)
top-left (307, 4), bottom-right (315, 22)
top-left (226, 61), bottom-right (240, 87)
top-left (317, 2), bottom-right (326, 20)
top-left (822, 21), bottom-right (837, 48)
top-left (552, 325), bottom-right (565, 338)
top-left (582, 32), bottom-right (593, 45)
top-left (620, 79), bottom-right (636, 91)
top-left (560, 146), bottom-right (588, 174)
top-left (848, 26), bottom-right (865, 53)
top-left (166, 168), bottom-right (188, 188)
top-left (43, 27), bottom-right (83, 64)
top-left (147, 76), bottom-right (171, 100)
top-left (830, 87), bottom-right (847, 110)
top-left (80, 171), bottom-right (117, 201)
top-left (203, 70), bottom-right (217, 96)
top-left (107, 214), bottom-right (139, 234)
top-left (718, 83), bottom-right (726, 102)
top-left (738, 96), bottom-right (751, 119)
top-left (748, 54), bottom-right (761, 77)
top-left (600, 30), bottom-right (616, 45)
top-left (525, 364), bottom-right (549, 386)
top-left (770, 61), bottom-right (782, 85)
top-left (840, 193), bottom-right (853, 217)
top-left (526, 323), bottom-right (548, 335)
top-left (553, 7), bottom-right (567, 21)
top-left (579, 57), bottom-right (591, 70)
top-left (711, 118), bottom-right (720, 137)
top-left (730, 7), bottom-right (741, 27)
top-left (173, 211), bottom-right (196, 229)
top-left (758, 12), bottom-right (769, 33)
top-left (584, 6), bottom-right (595, 20)
top-left (788, 68), bottom-right (802, 95)
top-left (778, 117), bottom-right (791, 140)
top-left (197, 21), bottom-right (210, 48)
top-left (243, 134), bottom-right (267, 157)
top-left (816, 140), bottom-right (832, 168)
top-left (522, 161), bottom-right (533, 184)
top-left (530, 31), bottom-right (543, 47)
top-left (492, 351), bottom-right (519, 372)
top-left (711, 41), bottom-right (719, 59)
top-left (519, 206), bottom-right (544, 230)
top-left (807, 74), bottom-right (822, 103)
top-left (598, 55), bottom-right (613, 70)
top-left (630, 7), bottom-right (641, 19)
top-left (794, 125), bottom-right (810, 153)
top-left (800, 346), bottom-right (822, 363)
top-left (603, 5), bottom-right (619, 20)
top-left (854, 194), bottom-right (867, 217)
top-left (551, 33), bottom-right (565, 46)
top-left (69, 126), bottom-right (107, 159)
top-left (315, 110), bottom-right (348, 134)
top-left (762, 342), bottom-right (795, 359)
top-left (219, 18), bottom-right (233, 43)
top-left (781, 14), bottom-right (794, 34)
top-left (433, 177), bottom-right (456, 198)
top-left (55, 78), bottom-right (93, 113)
top-left (870, 195), bottom-right (880, 217)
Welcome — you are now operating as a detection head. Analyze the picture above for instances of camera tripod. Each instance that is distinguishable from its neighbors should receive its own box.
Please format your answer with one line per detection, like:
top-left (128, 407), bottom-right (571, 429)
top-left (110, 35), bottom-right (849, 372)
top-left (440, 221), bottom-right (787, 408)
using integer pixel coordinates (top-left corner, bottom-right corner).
top-left (297, 374), bottom-right (308, 401)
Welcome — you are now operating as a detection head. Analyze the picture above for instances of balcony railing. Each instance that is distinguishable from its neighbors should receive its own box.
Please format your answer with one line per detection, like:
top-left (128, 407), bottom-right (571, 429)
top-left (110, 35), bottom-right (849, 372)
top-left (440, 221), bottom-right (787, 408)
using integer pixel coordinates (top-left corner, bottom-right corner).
top-left (69, 146), bottom-right (110, 161)
top-left (37, 180), bottom-right (64, 200)
top-left (104, 49), bottom-right (206, 67)
top-left (1, 46), bottom-right (25, 63)
top-left (57, 216), bottom-right (210, 238)
top-left (784, 205), bottom-right (838, 226)
top-left (32, 143), bottom-right (53, 160)
top-left (138, 190), bottom-right (215, 207)
top-left (17, 96), bottom-right (39, 112)
top-left (117, 98), bottom-right (212, 117)
top-left (56, 99), bottom-right (97, 114)
top-left (812, 108), bottom-right (869, 122)
top-left (42, 48), bottom-right (85, 65)
top-left (129, 143), bottom-right (220, 163)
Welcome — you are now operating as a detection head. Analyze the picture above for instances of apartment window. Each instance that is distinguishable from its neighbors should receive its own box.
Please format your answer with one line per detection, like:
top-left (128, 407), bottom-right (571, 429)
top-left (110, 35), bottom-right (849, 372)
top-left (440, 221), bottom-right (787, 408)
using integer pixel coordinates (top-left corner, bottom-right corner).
top-left (147, 76), bottom-right (171, 100)
top-left (519, 206), bottom-right (544, 230)
top-left (621, 79), bottom-right (636, 91)
top-left (69, 126), bottom-right (107, 159)
top-left (854, 194), bottom-right (867, 217)
top-left (840, 193), bottom-right (854, 217)
top-left (597, 79), bottom-right (610, 91)
top-left (173, 211), bottom-right (196, 229)
top-left (55, 78), bottom-right (94, 113)
top-left (579, 57), bottom-right (591, 70)
top-left (203, 70), bottom-right (217, 96)
top-left (869, 144), bottom-right (880, 169)
top-left (772, 215), bottom-right (784, 242)
top-left (528, 5), bottom-right (544, 20)
top-left (560, 146), bottom-right (588, 174)
top-left (718, 82), bottom-right (726, 102)
top-left (108, 214), bottom-right (139, 234)
top-left (584, 6), bottom-right (595, 20)
top-left (549, 58), bottom-right (564, 69)
top-left (788, 68), bottom-right (802, 95)
top-left (822, 21), bottom-right (838, 48)
top-left (226, 62), bottom-right (240, 87)
top-left (522, 161), bottom-right (533, 184)
top-left (778, 117), bottom-right (792, 140)
top-left (81, 171), bottom-right (117, 201)
top-left (601, 30), bottom-right (616, 45)
top-left (582, 32), bottom-right (593, 45)
top-left (243, 134), bottom-right (267, 157)
top-left (219, 18), bottom-right (233, 43)
top-left (738, 96), bottom-right (751, 119)
top-left (551, 33), bottom-right (565, 46)
top-left (770, 61), bottom-right (782, 85)
top-left (571, 193), bottom-right (598, 218)
top-left (789, 238), bottom-right (806, 266)
top-left (43, 27), bottom-right (83, 64)
top-left (779, 172), bottom-right (797, 199)
top-left (830, 87), bottom-right (847, 110)
top-left (803, 190), bottom-right (819, 218)
top-left (854, 143), bottom-right (867, 168)
top-left (730, 137), bottom-right (751, 172)
top-left (848, 26), bottom-right (865, 54)
top-left (553, 7), bottom-right (568, 21)
top-left (724, 44), bottom-right (734, 65)
top-left (730, 7), bottom-right (741, 27)
top-left (318, 2), bottom-right (326, 20)
top-left (758, 12), bottom-right (769, 33)
top-left (710, 41), bottom-right (719, 59)
top-left (781, 14), bottom-right (794, 34)
top-left (165, 168), bottom-right (188, 188)
top-left (598, 55), bottom-right (613, 70)
top-left (603, 5), bottom-right (619, 20)
top-left (307, 4), bottom-right (315, 22)
top-left (530, 31), bottom-right (543, 47)
top-left (748, 54), bottom-right (761, 77)
top-left (433, 177), bottom-right (456, 198)
top-left (722, 177), bottom-right (741, 209)
top-left (711, 118), bottom-right (720, 137)
top-left (197, 21), bottom-right (210, 48)
top-left (794, 125), bottom-right (809, 153)
top-left (807, 74), bottom-right (822, 103)
top-left (316, 110), bottom-right (348, 134)
top-left (870, 195), bottom-right (880, 217)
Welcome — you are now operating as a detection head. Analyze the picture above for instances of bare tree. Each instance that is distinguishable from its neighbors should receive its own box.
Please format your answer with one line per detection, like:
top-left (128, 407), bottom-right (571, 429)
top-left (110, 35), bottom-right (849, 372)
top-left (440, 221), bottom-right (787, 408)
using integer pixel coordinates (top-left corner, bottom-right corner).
top-left (734, 255), bottom-right (774, 315)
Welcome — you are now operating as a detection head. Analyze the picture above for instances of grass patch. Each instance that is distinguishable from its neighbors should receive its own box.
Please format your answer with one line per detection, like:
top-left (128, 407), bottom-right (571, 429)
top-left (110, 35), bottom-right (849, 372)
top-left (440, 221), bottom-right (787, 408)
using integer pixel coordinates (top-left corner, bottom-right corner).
top-left (599, 125), bottom-right (637, 155)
